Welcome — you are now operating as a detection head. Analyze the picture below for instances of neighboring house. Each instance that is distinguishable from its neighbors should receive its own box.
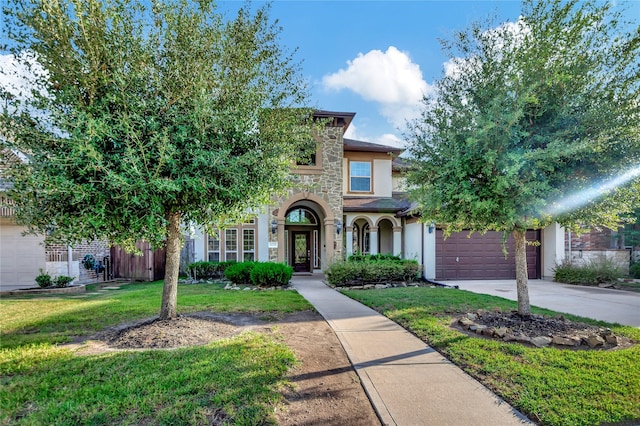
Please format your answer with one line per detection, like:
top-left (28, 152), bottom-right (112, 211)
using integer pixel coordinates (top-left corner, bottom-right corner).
top-left (0, 148), bottom-right (111, 287)
top-left (0, 149), bottom-right (46, 287)
top-left (566, 227), bottom-right (634, 272)
top-left (190, 110), bottom-right (569, 281)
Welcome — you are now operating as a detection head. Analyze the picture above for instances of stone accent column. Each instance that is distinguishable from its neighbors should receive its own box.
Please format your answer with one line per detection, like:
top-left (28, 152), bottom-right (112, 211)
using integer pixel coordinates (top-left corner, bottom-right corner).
top-left (393, 226), bottom-right (402, 257)
top-left (324, 218), bottom-right (335, 268)
top-left (369, 226), bottom-right (379, 255)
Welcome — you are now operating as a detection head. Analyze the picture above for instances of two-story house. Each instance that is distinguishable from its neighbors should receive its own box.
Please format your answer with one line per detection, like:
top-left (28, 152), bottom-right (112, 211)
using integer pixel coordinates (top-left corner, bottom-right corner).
top-left (189, 110), bottom-right (572, 280)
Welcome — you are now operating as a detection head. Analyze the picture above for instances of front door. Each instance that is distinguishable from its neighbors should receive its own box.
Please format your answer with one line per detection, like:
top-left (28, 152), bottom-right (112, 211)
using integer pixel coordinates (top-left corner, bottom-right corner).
top-left (292, 231), bottom-right (311, 272)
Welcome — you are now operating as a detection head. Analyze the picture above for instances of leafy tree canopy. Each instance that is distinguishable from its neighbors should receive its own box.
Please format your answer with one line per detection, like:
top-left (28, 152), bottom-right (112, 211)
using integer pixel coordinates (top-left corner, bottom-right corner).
top-left (1, 0), bottom-right (316, 319)
top-left (406, 0), bottom-right (640, 236)
top-left (405, 0), bottom-right (639, 315)
top-left (1, 0), bottom-right (315, 251)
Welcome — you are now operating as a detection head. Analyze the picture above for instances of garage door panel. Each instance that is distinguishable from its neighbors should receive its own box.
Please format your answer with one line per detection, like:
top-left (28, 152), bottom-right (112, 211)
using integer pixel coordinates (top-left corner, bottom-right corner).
top-left (0, 223), bottom-right (46, 286)
top-left (436, 229), bottom-right (540, 280)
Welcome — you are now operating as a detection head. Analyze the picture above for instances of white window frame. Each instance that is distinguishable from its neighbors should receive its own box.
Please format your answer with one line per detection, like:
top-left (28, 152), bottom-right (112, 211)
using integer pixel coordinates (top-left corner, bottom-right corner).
top-left (242, 228), bottom-right (255, 261)
top-left (350, 161), bottom-right (372, 192)
top-left (225, 228), bottom-right (238, 262)
top-left (207, 233), bottom-right (220, 262)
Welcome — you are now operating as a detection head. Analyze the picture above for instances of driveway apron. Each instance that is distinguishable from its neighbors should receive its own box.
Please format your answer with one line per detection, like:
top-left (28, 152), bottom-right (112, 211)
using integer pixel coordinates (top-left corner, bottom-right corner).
top-left (448, 279), bottom-right (640, 327)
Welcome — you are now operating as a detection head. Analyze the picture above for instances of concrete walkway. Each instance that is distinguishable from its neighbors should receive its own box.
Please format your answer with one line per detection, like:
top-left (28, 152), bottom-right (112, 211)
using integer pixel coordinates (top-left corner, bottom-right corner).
top-left (292, 275), bottom-right (532, 426)
top-left (448, 279), bottom-right (640, 327)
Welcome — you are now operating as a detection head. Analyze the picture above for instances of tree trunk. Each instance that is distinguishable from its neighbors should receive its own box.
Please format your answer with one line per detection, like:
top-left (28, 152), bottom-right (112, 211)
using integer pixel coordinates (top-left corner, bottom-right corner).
top-left (513, 229), bottom-right (531, 316)
top-left (159, 211), bottom-right (182, 320)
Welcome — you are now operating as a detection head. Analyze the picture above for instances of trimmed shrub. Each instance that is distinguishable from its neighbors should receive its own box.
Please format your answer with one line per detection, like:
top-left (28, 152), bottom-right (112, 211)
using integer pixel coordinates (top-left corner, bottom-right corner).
top-left (250, 262), bottom-right (293, 287)
top-left (630, 262), bottom-right (640, 279)
top-left (348, 253), bottom-right (401, 262)
top-left (224, 262), bottom-right (256, 285)
top-left (35, 270), bottom-right (52, 288)
top-left (186, 261), bottom-right (236, 280)
top-left (325, 259), bottom-right (421, 287)
top-left (554, 258), bottom-right (624, 285)
top-left (54, 275), bottom-right (74, 288)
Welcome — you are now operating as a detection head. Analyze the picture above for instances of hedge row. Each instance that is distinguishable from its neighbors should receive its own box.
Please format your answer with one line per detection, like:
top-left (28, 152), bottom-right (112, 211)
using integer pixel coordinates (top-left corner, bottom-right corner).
top-left (186, 261), bottom-right (293, 287)
top-left (325, 259), bottom-right (420, 287)
top-left (186, 261), bottom-right (237, 280)
top-left (553, 258), bottom-right (624, 285)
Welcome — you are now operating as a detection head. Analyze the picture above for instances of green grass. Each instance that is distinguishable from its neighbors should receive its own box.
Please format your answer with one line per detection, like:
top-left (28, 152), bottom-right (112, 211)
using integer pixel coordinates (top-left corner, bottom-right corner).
top-left (0, 281), bottom-right (313, 425)
top-left (343, 287), bottom-right (640, 426)
top-left (618, 281), bottom-right (640, 293)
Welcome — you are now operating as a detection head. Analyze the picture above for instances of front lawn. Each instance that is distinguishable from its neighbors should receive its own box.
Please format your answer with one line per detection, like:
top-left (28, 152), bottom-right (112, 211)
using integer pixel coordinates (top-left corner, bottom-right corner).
top-left (344, 287), bottom-right (640, 426)
top-left (0, 281), bottom-right (313, 425)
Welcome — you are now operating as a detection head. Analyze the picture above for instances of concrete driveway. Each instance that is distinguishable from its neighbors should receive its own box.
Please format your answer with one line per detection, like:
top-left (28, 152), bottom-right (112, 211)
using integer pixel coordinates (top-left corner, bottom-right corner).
top-left (445, 279), bottom-right (640, 327)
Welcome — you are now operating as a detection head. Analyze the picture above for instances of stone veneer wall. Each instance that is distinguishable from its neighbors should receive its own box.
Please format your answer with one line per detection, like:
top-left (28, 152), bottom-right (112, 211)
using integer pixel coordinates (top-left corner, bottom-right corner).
top-left (268, 124), bottom-right (344, 266)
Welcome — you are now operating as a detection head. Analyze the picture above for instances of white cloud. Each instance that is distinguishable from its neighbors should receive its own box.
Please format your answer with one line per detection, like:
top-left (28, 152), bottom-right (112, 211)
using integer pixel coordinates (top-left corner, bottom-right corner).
top-left (322, 46), bottom-right (433, 128)
top-left (0, 52), bottom-right (48, 101)
top-left (345, 122), bottom-right (405, 149)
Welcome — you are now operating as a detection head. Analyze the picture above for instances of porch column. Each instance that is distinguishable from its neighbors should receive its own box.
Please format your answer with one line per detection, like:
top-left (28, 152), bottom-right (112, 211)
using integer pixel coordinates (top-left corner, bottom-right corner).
top-left (346, 226), bottom-right (353, 258)
top-left (424, 224), bottom-right (437, 280)
top-left (324, 218), bottom-right (335, 267)
top-left (393, 227), bottom-right (402, 257)
top-left (542, 223), bottom-right (565, 279)
top-left (277, 219), bottom-right (286, 263)
top-left (369, 226), bottom-right (379, 255)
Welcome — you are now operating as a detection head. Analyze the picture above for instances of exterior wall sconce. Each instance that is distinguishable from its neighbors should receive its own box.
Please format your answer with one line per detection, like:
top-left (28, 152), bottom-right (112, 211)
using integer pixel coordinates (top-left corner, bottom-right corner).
top-left (428, 222), bottom-right (435, 234)
top-left (271, 219), bottom-right (277, 234)
top-left (336, 220), bottom-right (343, 235)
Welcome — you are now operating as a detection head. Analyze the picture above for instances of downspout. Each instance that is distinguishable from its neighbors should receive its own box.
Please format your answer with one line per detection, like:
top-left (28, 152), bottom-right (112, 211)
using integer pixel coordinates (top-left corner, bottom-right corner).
top-left (67, 246), bottom-right (73, 278)
top-left (568, 230), bottom-right (572, 261)
top-left (421, 221), bottom-right (425, 279)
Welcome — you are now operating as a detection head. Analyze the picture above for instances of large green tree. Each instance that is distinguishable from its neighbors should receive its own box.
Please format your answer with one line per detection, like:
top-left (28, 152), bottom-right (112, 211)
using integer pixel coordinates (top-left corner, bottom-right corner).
top-left (1, 0), bottom-right (314, 319)
top-left (406, 0), bottom-right (640, 315)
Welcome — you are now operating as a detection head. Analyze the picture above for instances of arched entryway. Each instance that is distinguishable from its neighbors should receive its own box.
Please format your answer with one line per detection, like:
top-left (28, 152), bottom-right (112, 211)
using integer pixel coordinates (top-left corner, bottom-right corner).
top-left (352, 218), bottom-right (372, 255)
top-left (274, 192), bottom-right (338, 270)
top-left (378, 218), bottom-right (394, 255)
top-left (285, 206), bottom-right (321, 272)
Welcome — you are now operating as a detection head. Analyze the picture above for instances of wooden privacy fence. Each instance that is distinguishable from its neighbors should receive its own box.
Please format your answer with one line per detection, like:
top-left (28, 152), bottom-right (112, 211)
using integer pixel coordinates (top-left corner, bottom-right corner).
top-left (110, 241), bottom-right (166, 281)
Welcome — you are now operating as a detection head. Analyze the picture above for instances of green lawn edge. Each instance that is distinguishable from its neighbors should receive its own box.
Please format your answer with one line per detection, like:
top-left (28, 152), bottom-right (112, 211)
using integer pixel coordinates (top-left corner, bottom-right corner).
top-left (0, 281), bottom-right (313, 425)
top-left (343, 286), bottom-right (640, 426)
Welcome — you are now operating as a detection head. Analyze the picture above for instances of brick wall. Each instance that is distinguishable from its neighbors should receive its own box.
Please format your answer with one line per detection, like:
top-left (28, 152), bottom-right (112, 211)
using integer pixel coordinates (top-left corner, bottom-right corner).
top-left (46, 239), bottom-right (110, 283)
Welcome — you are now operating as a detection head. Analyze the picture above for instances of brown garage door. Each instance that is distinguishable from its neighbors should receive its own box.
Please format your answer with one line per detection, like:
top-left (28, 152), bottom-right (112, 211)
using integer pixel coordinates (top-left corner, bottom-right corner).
top-left (436, 230), bottom-right (540, 280)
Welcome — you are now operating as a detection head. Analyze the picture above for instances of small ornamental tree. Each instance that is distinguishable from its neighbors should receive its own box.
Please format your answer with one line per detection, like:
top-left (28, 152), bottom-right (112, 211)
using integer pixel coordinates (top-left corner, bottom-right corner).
top-left (1, 0), bottom-right (316, 319)
top-left (406, 0), bottom-right (640, 315)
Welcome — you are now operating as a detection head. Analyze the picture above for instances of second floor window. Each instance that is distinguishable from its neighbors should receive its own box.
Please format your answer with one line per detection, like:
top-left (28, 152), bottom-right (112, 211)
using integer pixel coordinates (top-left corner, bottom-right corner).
top-left (350, 161), bottom-right (371, 192)
top-left (296, 139), bottom-right (319, 166)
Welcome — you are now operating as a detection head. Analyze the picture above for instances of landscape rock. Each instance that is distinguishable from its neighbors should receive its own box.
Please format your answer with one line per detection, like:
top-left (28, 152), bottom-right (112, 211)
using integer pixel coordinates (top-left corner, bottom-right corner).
top-left (466, 313), bottom-right (478, 321)
top-left (459, 318), bottom-right (474, 328)
top-left (605, 335), bottom-right (619, 345)
top-left (552, 336), bottom-right (579, 346)
top-left (474, 325), bottom-right (487, 334)
top-left (531, 336), bottom-right (552, 348)
top-left (584, 335), bottom-right (605, 348)
top-left (494, 327), bottom-right (508, 338)
top-left (481, 327), bottom-right (495, 336)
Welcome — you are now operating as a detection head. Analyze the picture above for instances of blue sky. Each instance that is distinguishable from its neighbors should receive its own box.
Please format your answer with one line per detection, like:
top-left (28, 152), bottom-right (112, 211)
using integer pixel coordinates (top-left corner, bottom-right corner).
top-left (217, 0), bottom-right (637, 149)
top-left (2, 0), bottom-right (637, 149)
top-left (220, 0), bottom-right (526, 147)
